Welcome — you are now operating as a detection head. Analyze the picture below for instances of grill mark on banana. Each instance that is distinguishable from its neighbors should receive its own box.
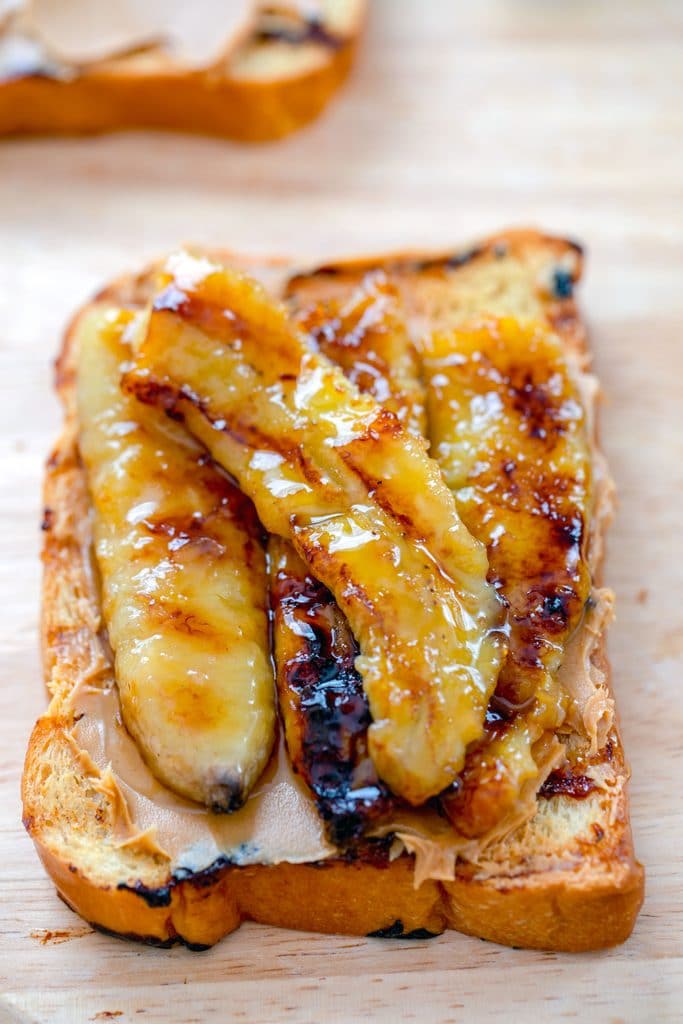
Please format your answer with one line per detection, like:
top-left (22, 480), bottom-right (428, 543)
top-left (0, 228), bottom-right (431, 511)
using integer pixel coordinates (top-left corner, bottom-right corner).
top-left (269, 536), bottom-right (393, 845)
top-left (76, 306), bottom-right (275, 812)
top-left (294, 272), bottom-right (427, 438)
top-left (124, 253), bottom-right (505, 806)
top-left (424, 316), bottom-right (592, 836)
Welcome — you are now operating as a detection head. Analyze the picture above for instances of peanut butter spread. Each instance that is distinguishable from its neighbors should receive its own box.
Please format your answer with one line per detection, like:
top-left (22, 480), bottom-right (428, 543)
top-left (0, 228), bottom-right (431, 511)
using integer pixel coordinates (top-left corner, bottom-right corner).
top-left (63, 584), bottom-right (613, 883)
top-left (2, 1), bottom-right (326, 70)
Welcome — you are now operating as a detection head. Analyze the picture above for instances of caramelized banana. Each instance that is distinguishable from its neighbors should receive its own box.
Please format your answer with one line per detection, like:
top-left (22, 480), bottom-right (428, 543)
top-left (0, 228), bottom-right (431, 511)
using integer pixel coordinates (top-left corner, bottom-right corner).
top-left (76, 306), bottom-right (275, 811)
top-left (270, 537), bottom-right (393, 844)
top-left (270, 277), bottom-right (425, 839)
top-left (295, 272), bottom-right (427, 437)
top-left (125, 253), bottom-right (505, 806)
top-left (424, 316), bottom-right (592, 835)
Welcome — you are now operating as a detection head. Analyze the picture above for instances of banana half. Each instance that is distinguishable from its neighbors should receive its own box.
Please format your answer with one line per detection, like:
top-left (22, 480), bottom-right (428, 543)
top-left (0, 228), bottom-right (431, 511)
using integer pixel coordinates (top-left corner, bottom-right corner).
top-left (75, 306), bottom-right (276, 812)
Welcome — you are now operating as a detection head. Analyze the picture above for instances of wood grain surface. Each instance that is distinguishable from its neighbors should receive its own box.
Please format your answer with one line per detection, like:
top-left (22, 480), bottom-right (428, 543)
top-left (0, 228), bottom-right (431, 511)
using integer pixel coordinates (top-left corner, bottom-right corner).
top-left (1, 1), bottom-right (682, 1021)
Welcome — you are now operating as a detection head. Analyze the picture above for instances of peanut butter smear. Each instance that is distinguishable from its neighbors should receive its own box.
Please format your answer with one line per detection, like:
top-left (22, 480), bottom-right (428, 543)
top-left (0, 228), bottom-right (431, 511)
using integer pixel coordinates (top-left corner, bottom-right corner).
top-left (21, 0), bottom-right (255, 66)
top-left (69, 680), bottom-right (337, 870)
top-left (2, 1), bottom-right (327, 69)
top-left (63, 581), bottom-right (613, 883)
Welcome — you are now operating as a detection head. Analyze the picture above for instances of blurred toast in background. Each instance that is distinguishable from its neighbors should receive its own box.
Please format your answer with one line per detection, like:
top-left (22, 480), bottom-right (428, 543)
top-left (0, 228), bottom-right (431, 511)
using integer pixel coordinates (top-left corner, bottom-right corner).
top-left (0, 1), bottom-right (366, 140)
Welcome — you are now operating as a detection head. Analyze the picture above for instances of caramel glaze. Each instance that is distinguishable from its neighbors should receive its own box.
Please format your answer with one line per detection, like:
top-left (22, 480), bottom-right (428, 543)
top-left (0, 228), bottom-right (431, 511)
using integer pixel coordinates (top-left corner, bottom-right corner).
top-left (126, 254), bottom-right (503, 808)
top-left (539, 768), bottom-right (597, 800)
top-left (539, 739), bottom-right (613, 800)
top-left (426, 317), bottom-right (592, 837)
top-left (76, 309), bottom-right (276, 811)
top-left (438, 324), bottom-right (589, 706)
top-left (122, 255), bottom-right (594, 846)
top-left (265, 276), bottom-right (426, 842)
top-left (274, 288), bottom-right (587, 841)
top-left (294, 272), bottom-right (426, 438)
top-left (276, 281), bottom-right (589, 842)
top-left (270, 538), bottom-right (393, 845)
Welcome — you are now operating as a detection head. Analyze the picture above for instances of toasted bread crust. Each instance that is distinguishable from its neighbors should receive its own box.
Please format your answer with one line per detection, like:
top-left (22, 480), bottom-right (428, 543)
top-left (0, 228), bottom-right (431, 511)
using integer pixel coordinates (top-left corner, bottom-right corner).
top-left (23, 230), bottom-right (644, 951)
top-left (29, 822), bottom-right (643, 951)
top-left (0, 6), bottom-right (364, 141)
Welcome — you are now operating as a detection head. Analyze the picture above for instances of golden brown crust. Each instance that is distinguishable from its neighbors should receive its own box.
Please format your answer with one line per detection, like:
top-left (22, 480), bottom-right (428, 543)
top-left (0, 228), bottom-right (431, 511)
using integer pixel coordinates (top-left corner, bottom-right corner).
top-left (30, 828), bottom-right (643, 952)
top-left (24, 731), bottom-right (644, 951)
top-left (23, 229), bottom-right (644, 951)
top-left (0, 7), bottom-right (364, 141)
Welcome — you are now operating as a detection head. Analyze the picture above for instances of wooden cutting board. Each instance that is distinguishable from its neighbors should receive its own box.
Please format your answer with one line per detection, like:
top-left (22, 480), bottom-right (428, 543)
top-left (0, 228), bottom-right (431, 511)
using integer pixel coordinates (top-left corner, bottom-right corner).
top-left (1, 1), bottom-right (681, 1020)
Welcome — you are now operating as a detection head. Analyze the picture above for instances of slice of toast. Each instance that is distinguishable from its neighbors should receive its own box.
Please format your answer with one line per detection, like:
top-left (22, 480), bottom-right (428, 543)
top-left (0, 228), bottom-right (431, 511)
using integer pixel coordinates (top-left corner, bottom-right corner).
top-left (23, 229), bottom-right (643, 952)
top-left (0, 1), bottom-right (366, 141)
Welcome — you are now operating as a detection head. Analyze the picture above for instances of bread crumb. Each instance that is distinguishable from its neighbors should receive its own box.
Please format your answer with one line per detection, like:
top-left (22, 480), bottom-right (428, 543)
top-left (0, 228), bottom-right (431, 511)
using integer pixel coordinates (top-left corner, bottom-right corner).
top-left (30, 926), bottom-right (92, 945)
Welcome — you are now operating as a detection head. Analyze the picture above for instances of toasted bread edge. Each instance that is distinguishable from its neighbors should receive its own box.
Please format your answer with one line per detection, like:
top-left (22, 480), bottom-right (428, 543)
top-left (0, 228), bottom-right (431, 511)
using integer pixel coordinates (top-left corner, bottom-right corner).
top-left (0, 4), bottom-right (365, 141)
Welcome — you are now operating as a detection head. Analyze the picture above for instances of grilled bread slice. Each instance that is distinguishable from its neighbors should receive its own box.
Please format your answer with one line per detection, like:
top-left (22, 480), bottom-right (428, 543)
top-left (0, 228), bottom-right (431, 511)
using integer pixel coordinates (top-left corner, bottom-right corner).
top-left (23, 229), bottom-right (644, 951)
top-left (0, 1), bottom-right (365, 141)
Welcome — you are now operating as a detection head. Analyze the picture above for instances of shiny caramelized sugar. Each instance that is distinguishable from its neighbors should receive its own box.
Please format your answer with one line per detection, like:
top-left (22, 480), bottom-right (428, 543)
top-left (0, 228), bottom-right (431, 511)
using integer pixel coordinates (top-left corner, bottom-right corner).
top-left (81, 252), bottom-right (594, 844)
top-left (76, 307), bottom-right (275, 811)
top-left (125, 253), bottom-right (505, 806)
top-left (424, 317), bottom-right (592, 835)
top-left (270, 277), bottom-right (426, 840)
top-left (294, 271), bottom-right (427, 437)
top-left (269, 537), bottom-right (393, 845)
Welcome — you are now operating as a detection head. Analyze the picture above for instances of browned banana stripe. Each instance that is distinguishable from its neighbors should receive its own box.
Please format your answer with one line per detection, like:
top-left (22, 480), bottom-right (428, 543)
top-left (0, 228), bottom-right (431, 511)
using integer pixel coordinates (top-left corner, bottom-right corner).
top-left (76, 307), bottom-right (275, 811)
top-left (290, 279), bottom-right (535, 840)
top-left (269, 277), bottom-right (426, 842)
top-left (280, 282), bottom-right (586, 841)
top-left (294, 272), bottom-right (427, 437)
top-left (269, 538), bottom-right (393, 845)
top-left (425, 316), bottom-right (592, 837)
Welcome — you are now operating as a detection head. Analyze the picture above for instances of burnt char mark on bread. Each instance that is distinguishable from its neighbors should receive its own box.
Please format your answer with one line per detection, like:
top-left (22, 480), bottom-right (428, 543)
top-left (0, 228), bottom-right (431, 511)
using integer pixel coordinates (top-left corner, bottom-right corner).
top-left (90, 920), bottom-right (211, 952)
top-left (292, 246), bottom-right (485, 285)
top-left (117, 881), bottom-right (172, 909)
top-left (367, 919), bottom-right (440, 940)
top-left (411, 247), bottom-right (485, 274)
top-left (116, 855), bottom-right (234, 909)
top-left (255, 11), bottom-right (346, 50)
top-left (286, 231), bottom-right (584, 295)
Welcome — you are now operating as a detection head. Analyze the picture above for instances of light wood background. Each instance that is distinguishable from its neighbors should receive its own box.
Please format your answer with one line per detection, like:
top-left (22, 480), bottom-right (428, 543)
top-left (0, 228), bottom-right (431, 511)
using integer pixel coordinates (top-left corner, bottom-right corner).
top-left (1, 1), bottom-right (682, 1021)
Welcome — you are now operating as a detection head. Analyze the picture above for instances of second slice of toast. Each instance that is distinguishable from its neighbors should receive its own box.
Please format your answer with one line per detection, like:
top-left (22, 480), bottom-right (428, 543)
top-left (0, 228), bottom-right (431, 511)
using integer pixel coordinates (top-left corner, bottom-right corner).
top-left (0, 1), bottom-right (366, 141)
